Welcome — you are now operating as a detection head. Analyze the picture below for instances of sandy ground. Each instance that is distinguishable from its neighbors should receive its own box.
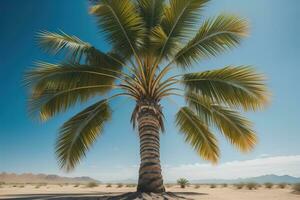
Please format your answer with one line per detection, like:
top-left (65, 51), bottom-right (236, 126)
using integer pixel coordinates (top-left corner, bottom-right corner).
top-left (0, 184), bottom-right (299, 200)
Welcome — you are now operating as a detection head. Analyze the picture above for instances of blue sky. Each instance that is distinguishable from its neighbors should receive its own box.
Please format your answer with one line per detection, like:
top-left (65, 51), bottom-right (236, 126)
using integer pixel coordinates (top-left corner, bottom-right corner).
top-left (0, 0), bottom-right (299, 181)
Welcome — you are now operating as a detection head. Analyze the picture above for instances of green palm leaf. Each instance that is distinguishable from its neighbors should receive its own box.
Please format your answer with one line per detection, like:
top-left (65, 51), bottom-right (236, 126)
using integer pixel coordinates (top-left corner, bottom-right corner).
top-left (152, 0), bottom-right (209, 58)
top-left (175, 107), bottom-right (219, 163)
top-left (37, 30), bottom-right (124, 65)
top-left (137, 0), bottom-right (165, 54)
top-left (90, 0), bottom-right (145, 58)
top-left (25, 62), bottom-right (121, 120)
top-left (186, 92), bottom-right (257, 151)
top-left (182, 66), bottom-right (270, 110)
top-left (175, 14), bottom-right (248, 67)
top-left (137, 0), bottom-right (165, 31)
top-left (56, 100), bottom-right (112, 171)
top-left (38, 31), bottom-right (92, 63)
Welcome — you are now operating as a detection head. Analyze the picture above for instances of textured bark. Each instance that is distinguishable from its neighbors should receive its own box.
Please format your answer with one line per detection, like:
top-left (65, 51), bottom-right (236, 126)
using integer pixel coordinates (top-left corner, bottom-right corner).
top-left (136, 103), bottom-right (165, 193)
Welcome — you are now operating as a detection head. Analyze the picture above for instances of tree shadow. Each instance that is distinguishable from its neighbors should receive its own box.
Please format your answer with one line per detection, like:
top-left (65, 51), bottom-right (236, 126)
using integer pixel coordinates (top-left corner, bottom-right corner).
top-left (1, 191), bottom-right (208, 200)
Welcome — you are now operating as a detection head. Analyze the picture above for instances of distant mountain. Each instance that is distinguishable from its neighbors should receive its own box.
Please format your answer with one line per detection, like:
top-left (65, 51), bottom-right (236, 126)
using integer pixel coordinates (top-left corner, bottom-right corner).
top-left (0, 172), bottom-right (100, 184)
top-left (190, 174), bottom-right (300, 184)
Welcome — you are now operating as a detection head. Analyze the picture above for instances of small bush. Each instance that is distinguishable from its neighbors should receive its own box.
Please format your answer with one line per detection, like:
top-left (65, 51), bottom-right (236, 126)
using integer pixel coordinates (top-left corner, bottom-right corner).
top-left (74, 184), bottom-right (80, 187)
top-left (222, 183), bottom-right (228, 187)
top-left (277, 183), bottom-right (287, 189)
top-left (177, 178), bottom-right (189, 188)
top-left (126, 184), bottom-right (136, 188)
top-left (194, 184), bottom-right (200, 189)
top-left (235, 183), bottom-right (244, 189)
top-left (106, 183), bottom-right (112, 187)
top-left (293, 183), bottom-right (300, 192)
top-left (210, 184), bottom-right (216, 188)
top-left (117, 183), bottom-right (123, 188)
top-left (165, 184), bottom-right (173, 188)
top-left (246, 182), bottom-right (258, 190)
top-left (264, 182), bottom-right (273, 189)
top-left (86, 182), bottom-right (98, 188)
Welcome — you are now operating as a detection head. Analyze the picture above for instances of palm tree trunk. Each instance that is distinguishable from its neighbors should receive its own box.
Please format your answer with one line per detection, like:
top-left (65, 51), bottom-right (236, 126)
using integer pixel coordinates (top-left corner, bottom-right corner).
top-left (136, 104), bottom-right (165, 193)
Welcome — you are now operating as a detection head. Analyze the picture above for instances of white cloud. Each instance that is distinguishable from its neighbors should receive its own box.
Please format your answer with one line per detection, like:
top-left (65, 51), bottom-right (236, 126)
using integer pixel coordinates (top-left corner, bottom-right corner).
top-left (258, 153), bottom-right (270, 158)
top-left (74, 155), bottom-right (300, 182)
top-left (163, 155), bottom-right (300, 181)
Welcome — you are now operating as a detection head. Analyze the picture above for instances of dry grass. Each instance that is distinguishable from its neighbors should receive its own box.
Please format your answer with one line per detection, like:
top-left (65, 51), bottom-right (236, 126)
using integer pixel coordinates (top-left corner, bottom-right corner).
top-left (234, 183), bottom-right (244, 189)
top-left (222, 183), bottom-right (228, 187)
top-left (293, 183), bottom-right (300, 192)
top-left (117, 183), bottom-right (123, 188)
top-left (264, 182), bottom-right (273, 189)
top-left (106, 183), bottom-right (112, 188)
top-left (194, 184), bottom-right (200, 189)
top-left (246, 183), bottom-right (258, 190)
top-left (210, 184), bottom-right (216, 188)
top-left (86, 182), bottom-right (98, 188)
top-left (277, 183), bottom-right (287, 189)
top-left (126, 184), bottom-right (136, 188)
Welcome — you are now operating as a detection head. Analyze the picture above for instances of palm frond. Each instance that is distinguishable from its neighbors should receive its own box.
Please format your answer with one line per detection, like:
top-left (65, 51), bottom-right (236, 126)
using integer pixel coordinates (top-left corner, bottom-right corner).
top-left (182, 66), bottom-right (270, 110)
top-left (25, 62), bottom-right (121, 120)
top-left (175, 14), bottom-right (248, 67)
top-left (175, 107), bottom-right (219, 163)
top-left (56, 100), bottom-right (112, 171)
top-left (37, 30), bottom-right (125, 65)
top-left (90, 0), bottom-right (145, 58)
top-left (186, 92), bottom-right (257, 151)
top-left (137, 0), bottom-right (165, 31)
top-left (152, 0), bottom-right (209, 58)
top-left (37, 31), bottom-right (91, 63)
top-left (137, 0), bottom-right (165, 54)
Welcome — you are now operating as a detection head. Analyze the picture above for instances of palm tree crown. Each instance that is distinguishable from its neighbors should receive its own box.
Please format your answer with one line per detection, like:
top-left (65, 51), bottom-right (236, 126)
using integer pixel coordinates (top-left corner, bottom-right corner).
top-left (25, 0), bottom-right (269, 190)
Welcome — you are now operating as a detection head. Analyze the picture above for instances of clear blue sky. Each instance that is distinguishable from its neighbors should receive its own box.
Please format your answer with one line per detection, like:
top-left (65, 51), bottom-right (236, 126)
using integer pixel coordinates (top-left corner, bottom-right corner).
top-left (0, 0), bottom-right (299, 181)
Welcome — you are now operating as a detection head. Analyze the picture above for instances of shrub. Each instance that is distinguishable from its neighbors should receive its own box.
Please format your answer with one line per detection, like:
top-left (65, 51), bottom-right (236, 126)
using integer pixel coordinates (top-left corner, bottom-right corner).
top-left (293, 183), bottom-right (300, 192)
top-left (246, 182), bottom-right (258, 190)
top-left (222, 183), bottom-right (228, 187)
top-left (106, 183), bottom-right (112, 188)
top-left (74, 184), bottom-right (80, 187)
top-left (235, 183), bottom-right (244, 189)
top-left (177, 178), bottom-right (189, 188)
top-left (165, 184), bottom-right (173, 188)
top-left (86, 182), bottom-right (98, 188)
top-left (210, 184), bottom-right (216, 188)
top-left (277, 183), bottom-right (287, 189)
top-left (264, 182), bottom-right (273, 189)
top-left (117, 183), bottom-right (123, 188)
top-left (194, 184), bottom-right (200, 189)
top-left (126, 184), bottom-right (136, 188)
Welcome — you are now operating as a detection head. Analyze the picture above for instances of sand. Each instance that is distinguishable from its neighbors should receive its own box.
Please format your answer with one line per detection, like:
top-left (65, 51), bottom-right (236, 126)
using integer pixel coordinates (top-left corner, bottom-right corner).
top-left (0, 184), bottom-right (299, 199)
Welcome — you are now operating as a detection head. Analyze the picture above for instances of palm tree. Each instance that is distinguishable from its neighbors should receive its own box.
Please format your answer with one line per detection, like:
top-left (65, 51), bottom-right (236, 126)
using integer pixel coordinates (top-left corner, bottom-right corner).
top-left (25, 0), bottom-right (270, 193)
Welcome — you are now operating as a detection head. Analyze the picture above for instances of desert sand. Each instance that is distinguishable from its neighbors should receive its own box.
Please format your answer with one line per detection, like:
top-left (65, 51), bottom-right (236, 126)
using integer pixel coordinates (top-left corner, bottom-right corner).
top-left (0, 184), bottom-right (299, 200)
